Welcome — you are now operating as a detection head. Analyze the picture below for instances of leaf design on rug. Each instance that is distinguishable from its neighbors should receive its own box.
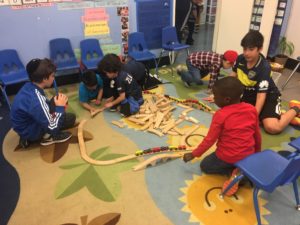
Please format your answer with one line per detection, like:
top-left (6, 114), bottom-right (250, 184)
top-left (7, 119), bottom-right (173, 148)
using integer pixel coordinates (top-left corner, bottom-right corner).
top-left (61, 213), bottom-right (121, 225)
top-left (55, 146), bottom-right (138, 201)
top-left (40, 126), bottom-right (93, 163)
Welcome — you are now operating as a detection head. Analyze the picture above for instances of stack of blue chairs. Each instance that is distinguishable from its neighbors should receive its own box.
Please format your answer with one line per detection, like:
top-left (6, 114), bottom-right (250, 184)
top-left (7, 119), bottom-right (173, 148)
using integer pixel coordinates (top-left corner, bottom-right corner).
top-left (0, 49), bottom-right (29, 109)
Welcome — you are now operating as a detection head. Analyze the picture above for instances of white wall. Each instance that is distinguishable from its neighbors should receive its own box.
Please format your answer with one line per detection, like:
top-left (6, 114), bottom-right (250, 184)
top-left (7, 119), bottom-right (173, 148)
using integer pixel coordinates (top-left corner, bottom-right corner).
top-left (212, 0), bottom-right (253, 54)
top-left (259, 0), bottom-right (278, 55)
top-left (213, 0), bottom-right (278, 56)
top-left (285, 0), bottom-right (300, 58)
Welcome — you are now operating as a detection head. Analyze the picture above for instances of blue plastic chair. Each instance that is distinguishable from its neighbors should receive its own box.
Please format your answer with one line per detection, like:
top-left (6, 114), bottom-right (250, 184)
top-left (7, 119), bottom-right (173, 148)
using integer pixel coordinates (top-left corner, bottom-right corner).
top-left (80, 39), bottom-right (104, 70)
top-left (128, 32), bottom-right (158, 75)
top-left (0, 49), bottom-right (29, 108)
top-left (221, 150), bottom-right (300, 225)
top-left (158, 26), bottom-right (190, 76)
top-left (289, 137), bottom-right (300, 153)
top-left (49, 38), bottom-right (80, 76)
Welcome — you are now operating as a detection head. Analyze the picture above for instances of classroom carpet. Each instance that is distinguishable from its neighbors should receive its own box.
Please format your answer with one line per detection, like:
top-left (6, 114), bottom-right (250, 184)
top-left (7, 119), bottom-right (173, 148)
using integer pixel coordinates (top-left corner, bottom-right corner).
top-left (2, 67), bottom-right (300, 225)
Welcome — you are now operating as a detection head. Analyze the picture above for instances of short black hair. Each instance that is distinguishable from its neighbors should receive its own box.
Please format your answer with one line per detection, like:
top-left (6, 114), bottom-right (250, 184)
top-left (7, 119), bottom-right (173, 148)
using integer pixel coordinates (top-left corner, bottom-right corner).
top-left (241, 30), bottom-right (264, 49)
top-left (213, 77), bottom-right (244, 102)
top-left (82, 70), bottom-right (97, 87)
top-left (26, 58), bottom-right (56, 83)
top-left (97, 53), bottom-right (122, 74)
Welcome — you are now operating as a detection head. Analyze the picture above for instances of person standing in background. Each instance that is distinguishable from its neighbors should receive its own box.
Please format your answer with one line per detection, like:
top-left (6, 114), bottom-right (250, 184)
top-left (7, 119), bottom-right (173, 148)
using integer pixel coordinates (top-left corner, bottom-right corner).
top-left (194, 0), bottom-right (204, 33)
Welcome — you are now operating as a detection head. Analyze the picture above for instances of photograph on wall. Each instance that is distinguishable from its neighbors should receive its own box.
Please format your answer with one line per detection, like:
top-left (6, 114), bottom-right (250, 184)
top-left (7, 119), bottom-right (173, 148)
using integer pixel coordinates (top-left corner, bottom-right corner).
top-left (279, 2), bottom-right (286, 8)
top-left (275, 18), bottom-right (283, 25)
top-left (121, 30), bottom-right (128, 42)
top-left (117, 6), bottom-right (128, 16)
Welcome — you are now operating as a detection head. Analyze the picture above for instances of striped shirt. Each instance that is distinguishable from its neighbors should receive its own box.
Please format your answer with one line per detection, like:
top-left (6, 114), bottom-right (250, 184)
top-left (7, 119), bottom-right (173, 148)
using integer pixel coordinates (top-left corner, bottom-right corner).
top-left (188, 51), bottom-right (223, 89)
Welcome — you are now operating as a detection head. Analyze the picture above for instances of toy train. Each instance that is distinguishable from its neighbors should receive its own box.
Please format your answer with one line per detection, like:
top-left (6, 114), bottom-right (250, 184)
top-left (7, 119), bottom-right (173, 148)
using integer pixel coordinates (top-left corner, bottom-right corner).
top-left (135, 145), bottom-right (187, 156)
top-left (143, 90), bottom-right (213, 112)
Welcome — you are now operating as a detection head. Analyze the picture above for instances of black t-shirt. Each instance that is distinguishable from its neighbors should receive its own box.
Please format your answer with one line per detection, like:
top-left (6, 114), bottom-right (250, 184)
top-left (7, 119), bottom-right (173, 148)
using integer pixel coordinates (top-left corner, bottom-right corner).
top-left (116, 71), bottom-right (142, 100)
top-left (122, 59), bottom-right (146, 82)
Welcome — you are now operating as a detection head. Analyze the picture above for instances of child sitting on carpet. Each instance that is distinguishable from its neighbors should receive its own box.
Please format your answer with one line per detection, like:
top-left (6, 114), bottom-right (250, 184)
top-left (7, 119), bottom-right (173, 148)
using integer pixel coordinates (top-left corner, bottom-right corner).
top-left (79, 70), bottom-right (103, 114)
top-left (10, 58), bottom-right (76, 148)
top-left (183, 76), bottom-right (261, 195)
top-left (97, 53), bottom-right (144, 117)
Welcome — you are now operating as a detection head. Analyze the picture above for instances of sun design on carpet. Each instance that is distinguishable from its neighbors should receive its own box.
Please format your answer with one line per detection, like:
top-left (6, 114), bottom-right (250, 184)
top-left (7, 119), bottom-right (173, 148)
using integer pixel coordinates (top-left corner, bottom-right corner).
top-left (179, 174), bottom-right (270, 225)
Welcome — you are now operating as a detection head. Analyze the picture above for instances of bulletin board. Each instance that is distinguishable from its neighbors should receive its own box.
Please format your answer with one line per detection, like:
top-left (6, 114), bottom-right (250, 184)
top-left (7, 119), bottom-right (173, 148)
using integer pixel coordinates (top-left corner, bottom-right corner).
top-left (0, 0), bottom-right (130, 64)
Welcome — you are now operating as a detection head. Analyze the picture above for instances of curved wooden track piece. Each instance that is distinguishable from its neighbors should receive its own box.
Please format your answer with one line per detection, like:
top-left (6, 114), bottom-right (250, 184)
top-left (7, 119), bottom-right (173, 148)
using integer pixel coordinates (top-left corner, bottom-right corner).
top-left (78, 120), bottom-right (137, 165)
top-left (91, 108), bottom-right (104, 118)
top-left (132, 152), bottom-right (190, 171)
top-left (180, 125), bottom-right (201, 146)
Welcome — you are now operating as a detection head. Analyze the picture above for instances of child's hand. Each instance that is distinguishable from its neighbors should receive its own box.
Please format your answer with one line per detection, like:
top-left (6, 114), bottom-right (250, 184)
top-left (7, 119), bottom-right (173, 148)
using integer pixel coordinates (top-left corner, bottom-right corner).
top-left (105, 102), bottom-right (114, 109)
top-left (89, 108), bottom-right (97, 114)
top-left (203, 95), bottom-right (214, 103)
top-left (183, 153), bottom-right (194, 162)
top-left (95, 99), bottom-right (101, 105)
top-left (54, 93), bottom-right (68, 106)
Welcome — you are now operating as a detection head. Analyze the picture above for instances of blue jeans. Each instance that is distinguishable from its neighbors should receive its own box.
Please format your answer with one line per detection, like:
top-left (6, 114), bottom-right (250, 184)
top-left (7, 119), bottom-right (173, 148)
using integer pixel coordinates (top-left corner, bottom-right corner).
top-left (179, 60), bottom-right (205, 85)
top-left (200, 152), bottom-right (235, 176)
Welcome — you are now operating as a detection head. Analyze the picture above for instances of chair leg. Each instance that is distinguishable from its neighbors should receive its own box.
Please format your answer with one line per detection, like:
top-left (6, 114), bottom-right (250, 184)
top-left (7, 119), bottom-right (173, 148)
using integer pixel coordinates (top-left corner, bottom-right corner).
top-left (253, 187), bottom-right (262, 225)
top-left (0, 85), bottom-right (10, 110)
top-left (168, 52), bottom-right (174, 77)
top-left (292, 181), bottom-right (300, 210)
top-left (281, 61), bottom-right (300, 90)
top-left (157, 50), bottom-right (165, 67)
top-left (186, 48), bottom-right (190, 56)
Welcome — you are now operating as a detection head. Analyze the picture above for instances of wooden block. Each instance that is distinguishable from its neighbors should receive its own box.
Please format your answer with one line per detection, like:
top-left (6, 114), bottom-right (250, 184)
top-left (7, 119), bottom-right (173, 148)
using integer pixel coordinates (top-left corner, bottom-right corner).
top-left (127, 117), bottom-right (145, 125)
top-left (148, 128), bottom-right (164, 137)
top-left (186, 116), bottom-right (199, 124)
top-left (162, 119), bottom-right (176, 134)
top-left (140, 117), bottom-right (154, 130)
top-left (157, 100), bottom-right (172, 109)
top-left (172, 127), bottom-right (185, 135)
top-left (167, 130), bottom-right (179, 136)
top-left (154, 111), bottom-right (164, 128)
top-left (111, 120), bottom-right (125, 128)
top-left (181, 108), bottom-right (193, 116)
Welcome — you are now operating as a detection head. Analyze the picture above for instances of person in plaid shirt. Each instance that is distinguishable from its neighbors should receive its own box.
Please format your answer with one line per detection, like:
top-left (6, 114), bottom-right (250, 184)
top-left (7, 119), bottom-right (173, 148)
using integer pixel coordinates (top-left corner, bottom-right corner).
top-left (177, 50), bottom-right (238, 92)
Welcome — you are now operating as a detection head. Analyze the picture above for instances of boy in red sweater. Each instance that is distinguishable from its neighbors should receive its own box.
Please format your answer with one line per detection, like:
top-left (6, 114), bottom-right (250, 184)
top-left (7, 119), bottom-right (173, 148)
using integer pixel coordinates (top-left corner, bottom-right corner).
top-left (183, 76), bottom-right (261, 194)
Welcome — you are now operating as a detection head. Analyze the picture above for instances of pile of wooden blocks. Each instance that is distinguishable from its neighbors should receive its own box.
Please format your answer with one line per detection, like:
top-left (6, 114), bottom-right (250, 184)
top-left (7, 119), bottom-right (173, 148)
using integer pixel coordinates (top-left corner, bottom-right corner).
top-left (112, 94), bottom-right (199, 137)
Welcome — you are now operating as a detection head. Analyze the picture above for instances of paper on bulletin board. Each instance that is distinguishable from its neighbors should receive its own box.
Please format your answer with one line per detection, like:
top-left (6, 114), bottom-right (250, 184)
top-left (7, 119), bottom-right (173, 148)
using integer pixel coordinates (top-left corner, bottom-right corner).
top-left (81, 8), bottom-right (109, 22)
top-left (101, 44), bottom-right (121, 55)
top-left (0, 0), bottom-right (10, 6)
top-left (84, 21), bottom-right (110, 36)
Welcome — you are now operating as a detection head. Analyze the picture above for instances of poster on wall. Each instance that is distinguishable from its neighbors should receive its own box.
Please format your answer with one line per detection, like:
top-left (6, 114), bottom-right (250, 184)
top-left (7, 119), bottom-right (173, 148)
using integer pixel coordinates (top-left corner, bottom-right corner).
top-left (0, 0), bottom-right (10, 6)
top-left (81, 5), bottom-right (129, 58)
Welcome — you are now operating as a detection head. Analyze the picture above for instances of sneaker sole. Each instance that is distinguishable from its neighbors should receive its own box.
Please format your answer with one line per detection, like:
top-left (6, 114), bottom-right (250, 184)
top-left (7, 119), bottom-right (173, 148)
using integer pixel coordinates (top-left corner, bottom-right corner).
top-left (40, 135), bottom-right (72, 146)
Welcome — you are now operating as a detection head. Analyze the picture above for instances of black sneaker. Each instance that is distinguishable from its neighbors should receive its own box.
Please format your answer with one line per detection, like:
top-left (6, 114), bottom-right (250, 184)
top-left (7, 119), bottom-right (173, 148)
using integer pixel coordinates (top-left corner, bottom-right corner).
top-left (40, 131), bottom-right (72, 146)
top-left (19, 138), bottom-right (30, 148)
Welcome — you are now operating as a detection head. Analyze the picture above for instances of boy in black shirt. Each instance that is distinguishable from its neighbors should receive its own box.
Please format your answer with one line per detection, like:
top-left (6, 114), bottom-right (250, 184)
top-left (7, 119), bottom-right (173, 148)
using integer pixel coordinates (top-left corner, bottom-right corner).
top-left (232, 31), bottom-right (300, 134)
top-left (98, 54), bottom-right (144, 117)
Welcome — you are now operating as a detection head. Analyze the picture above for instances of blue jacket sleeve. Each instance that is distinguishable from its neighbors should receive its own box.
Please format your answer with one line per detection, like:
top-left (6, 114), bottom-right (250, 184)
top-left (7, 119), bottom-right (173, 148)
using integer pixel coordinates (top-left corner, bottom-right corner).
top-left (31, 93), bottom-right (65, 135)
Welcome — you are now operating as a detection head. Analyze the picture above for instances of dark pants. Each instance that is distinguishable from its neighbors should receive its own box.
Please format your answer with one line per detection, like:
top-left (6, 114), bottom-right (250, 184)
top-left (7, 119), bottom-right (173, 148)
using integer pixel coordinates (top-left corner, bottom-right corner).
top-left (186, 21), bottom-right (195, 44)
top-left (60, 112), bottom-right (76, 130)
top-left (200, 152), bottom-right (235, 176)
